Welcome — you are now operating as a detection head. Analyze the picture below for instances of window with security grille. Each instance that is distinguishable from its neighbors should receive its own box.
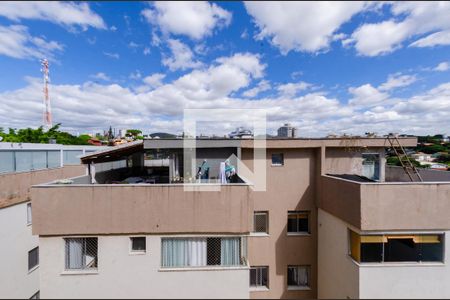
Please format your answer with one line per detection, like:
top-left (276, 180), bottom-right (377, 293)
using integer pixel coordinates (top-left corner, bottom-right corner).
top-left (287, 265), bottom-right (310, 288)
top-left (28, 247), bottom-right (39, 271)
top-left (161, 237), bottom-right (245, 268)
top-left (131, 237), bottom-right (146, 252)
top-left (250, 266), bottom-right (268, 288)
top-left (253, 212), bottom-right (268, 233)
top-left (287, 211), bottom-right (309, 234)
top-left (65, 238), bottom-right (98, 270)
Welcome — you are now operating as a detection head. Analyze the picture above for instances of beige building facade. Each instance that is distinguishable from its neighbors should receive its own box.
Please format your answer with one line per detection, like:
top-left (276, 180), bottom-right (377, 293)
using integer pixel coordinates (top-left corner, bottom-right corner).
top-left (29, 137), bottom-right (450, 299)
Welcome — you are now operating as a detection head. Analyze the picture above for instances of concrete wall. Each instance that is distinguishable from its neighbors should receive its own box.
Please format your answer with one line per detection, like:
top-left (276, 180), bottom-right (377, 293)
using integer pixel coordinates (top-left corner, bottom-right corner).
top-left (0, 202), bottom-right (40, 298)
top-left (0, 165), bottom-right (86, 209)
top-left (361, 183), bottom-right (450, 231)
top-left (39, 235), bottom-right (249, 299)
top-left (32, 184), bottom-right (253, 236)
top-left (317, 209), bottom-right (359, 299)
top-left (386, 166), bottom-right (450, 182)
top-left (242, 148), bottom-right (318, 299)
top-left (324, 148), bottom-right (386, 181)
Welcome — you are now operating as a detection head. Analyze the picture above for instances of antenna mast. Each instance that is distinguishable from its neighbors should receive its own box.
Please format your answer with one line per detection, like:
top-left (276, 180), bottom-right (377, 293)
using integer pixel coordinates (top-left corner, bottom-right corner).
top-left (40, 58), bottom-right (52, 131)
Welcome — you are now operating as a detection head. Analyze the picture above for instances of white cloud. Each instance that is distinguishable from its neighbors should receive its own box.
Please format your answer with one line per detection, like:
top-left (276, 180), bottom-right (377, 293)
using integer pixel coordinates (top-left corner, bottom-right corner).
top-left (348, 2), bottom-right (450, 56)
top-left (2, 52), bottom-right (449, 137)
top-left (241, 29), bottom-right (249, 39)
top-left (411, 30), bottom-right (450, 48)
top-left (90, 72), bottom-right (110, 81)
top-left (244, 1), bottom-right (367, 54)
top-left (378, 73), bottom-right (417, 91)
top-left (277, 82), bottom-right (311, 97)
top-left (143, 73), bottom-right (166, 88)
top-left (348, 84), bottom-right (389, 107)
top-left (162, 39), bottom-right (203, 71)
top-left (434, 62), bottom-right (449, 72)
top-left (242, 80), bottom-right (271, 98)
top-left (0, 1), bottom-right (106, 30)
top-left (143, 47), bottom-right (151, 55)
top-left (128, 41), bottom-right (139, 48)
top-left (103, 52), bottom-right (119, 59)
top-left (142, 1), bottom-right (231, 40)
top-left (129, 70), bottom-right (141, 80)
top-left (0, 25), bottom-right (63, 60)
top-left (110, 25), bottom-right (117, 32)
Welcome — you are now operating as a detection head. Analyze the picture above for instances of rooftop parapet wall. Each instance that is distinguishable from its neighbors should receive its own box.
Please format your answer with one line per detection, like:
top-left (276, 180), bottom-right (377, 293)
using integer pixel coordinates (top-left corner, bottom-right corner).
top-left (0, 165), bottom-right (86, 209)
top-left (320, 175), bottom-right (450, 231)
top-left (31, 183), bottom-right (253, 236)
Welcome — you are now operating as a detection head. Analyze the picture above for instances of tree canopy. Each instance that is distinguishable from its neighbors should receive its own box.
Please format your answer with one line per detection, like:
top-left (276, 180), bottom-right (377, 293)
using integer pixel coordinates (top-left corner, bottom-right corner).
top-left (0, 124), bottom-right (91, 145)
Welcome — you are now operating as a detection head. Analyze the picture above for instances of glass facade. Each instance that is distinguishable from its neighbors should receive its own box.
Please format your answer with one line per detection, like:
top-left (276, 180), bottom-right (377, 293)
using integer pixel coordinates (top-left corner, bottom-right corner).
top-left (0, 149), bottom-right (89, 174)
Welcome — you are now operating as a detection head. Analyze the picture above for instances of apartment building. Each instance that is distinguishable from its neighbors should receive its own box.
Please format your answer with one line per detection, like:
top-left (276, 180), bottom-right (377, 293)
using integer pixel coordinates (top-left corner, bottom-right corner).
top-left (30, 137), bottom-right (450, 299)
top-left (0, 143), bottom-right (105, 299)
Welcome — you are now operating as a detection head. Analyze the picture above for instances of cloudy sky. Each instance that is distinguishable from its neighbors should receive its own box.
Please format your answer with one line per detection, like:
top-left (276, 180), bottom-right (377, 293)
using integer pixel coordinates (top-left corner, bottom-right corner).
top-left (0, 1), bottom-right (449, 137)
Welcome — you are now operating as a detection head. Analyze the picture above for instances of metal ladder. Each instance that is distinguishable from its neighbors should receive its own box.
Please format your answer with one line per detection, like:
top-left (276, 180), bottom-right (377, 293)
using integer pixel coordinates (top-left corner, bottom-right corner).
top-left (387, 134), bottom-right (423, 182)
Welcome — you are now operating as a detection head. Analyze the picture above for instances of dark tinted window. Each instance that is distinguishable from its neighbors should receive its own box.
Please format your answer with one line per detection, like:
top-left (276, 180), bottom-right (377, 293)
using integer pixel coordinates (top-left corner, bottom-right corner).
top-left (131, 237), bottom-right (146, 252)
top-left (287, 212), bottom-right (309, 233)
top-left (384, 238), bottom-right (418, 262)
top-left (271, 153), bottom-right (284, 166)
top-left (361, 243), bottom-right (383, 262)
top-left (28, 247), bottom-right (39, 271)
top-left (250, 266), bottom-right (268, 288)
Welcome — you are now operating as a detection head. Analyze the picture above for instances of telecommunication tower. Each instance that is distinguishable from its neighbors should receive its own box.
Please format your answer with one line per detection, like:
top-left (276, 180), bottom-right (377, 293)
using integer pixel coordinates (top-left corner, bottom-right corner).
top-left (40, 58), bottom-right (52, 130)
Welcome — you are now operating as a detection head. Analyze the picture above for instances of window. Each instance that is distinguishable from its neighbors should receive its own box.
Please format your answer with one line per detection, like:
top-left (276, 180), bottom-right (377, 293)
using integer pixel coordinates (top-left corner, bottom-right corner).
top-left (287, 266), bottom-right (310, 288)
top-left (161, 237), bottom-right (244, 268)
top-left (271, 153), bottom-right (284, 166)
top-left (253, 212), bottom-right (268, 234)
top-left (349, 230), bottom-right (444, 263)
top-left (0, 151), bottom-right (14, 173)
top-left (65, 238), bottom-right (98, 270)
top-left (27, 203), bottom-right (32, 225)
top-left (250, 266), bottom-right (268, 289)
top-left (28, 247), bottom-right (39, 271)
top-left (30, 291), bottom-right (40, 299)
top-left (63, 150), bottom-right (83, 165)
top-left (287, 211), bottom-right (309, 234)
top-left (130, 237), bottom-right (146, 253)
top-left (47, 151), bottom-right (61, 168)
top-left (362, 153), bottom-right (380, 181)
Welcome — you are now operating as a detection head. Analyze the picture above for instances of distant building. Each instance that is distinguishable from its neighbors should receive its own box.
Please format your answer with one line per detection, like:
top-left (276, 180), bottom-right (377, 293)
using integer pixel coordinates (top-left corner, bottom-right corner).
top-left (277, 123), bottom-right (297, 138)
top-left (229, 127), bottom-right (253, 139)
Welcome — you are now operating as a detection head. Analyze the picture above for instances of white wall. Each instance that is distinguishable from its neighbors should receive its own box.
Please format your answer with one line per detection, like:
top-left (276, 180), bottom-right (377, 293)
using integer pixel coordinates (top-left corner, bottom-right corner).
top-left (0, 203), bottom-right (40, 298)
top-left (359, 231), bottom-right (450, 299)
top-left (39, 235), bottom-right (249, 299)
top-left (317, 209), bottom-right (359, 299)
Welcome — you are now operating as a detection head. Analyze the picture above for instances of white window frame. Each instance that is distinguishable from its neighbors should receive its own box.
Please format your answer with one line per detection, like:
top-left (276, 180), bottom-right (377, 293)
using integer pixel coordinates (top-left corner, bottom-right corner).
top-left (27, 202), bottom-right (32, 226)
top-left (250, 266), bottom-right (269, 291)
top-left (287, 265), bottom-right (311, 290)
top-left (287, 211), bottom-right (310, 235)
top-left (28, 247), bottom-right (39, 273)
top-left (130, 236), bottom-right (147, 254)
top-left (271, 153), bottom-right (284, 166)
top-left (252, 211), bottom-right (269, 236)
top-left (64, 237), bottom-right (98, 272)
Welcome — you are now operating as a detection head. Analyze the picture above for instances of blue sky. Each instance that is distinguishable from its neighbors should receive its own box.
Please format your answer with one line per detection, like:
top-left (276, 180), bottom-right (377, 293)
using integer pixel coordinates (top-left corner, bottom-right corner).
top-left (0, 1), bottom-right (449, 137)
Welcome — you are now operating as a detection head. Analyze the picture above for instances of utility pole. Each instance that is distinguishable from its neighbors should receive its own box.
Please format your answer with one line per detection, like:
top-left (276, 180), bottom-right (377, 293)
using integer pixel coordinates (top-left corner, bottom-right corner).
top-left (40, 59), bottom-right (52, 131)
